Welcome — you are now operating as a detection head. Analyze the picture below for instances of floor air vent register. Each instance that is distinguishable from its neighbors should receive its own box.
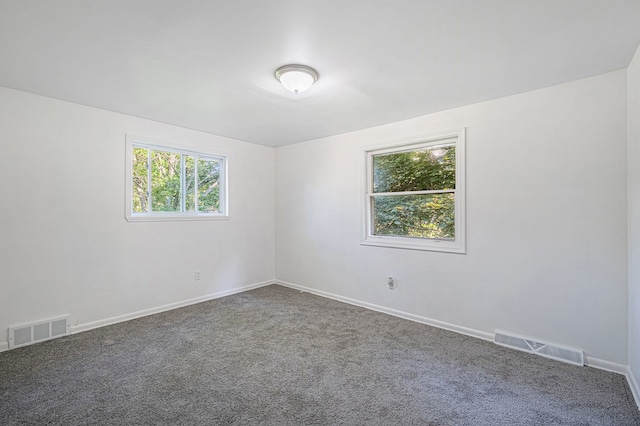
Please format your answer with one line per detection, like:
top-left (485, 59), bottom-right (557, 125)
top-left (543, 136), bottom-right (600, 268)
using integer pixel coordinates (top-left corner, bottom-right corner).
top-left (494, 330), bottom-right (584, 366)
top-left (8, 315), bottom-right (70, 349)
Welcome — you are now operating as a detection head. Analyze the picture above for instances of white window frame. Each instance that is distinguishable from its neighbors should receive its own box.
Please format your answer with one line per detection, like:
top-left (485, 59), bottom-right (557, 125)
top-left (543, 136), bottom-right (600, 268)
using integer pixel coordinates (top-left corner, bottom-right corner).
top-left (362, 129), bottom-right (466, 254)
top-left (125, 135), bottom-right (229, 222)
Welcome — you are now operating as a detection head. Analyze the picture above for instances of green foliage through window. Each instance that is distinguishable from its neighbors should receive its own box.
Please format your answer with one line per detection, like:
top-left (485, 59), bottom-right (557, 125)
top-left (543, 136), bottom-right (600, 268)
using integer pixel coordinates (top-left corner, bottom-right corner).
top-left (131, 145), bottom-right (223, 215)
top-left (370, 144), bottom-right (456, 240)
top-left (373, 193), bottom-right (455, 239)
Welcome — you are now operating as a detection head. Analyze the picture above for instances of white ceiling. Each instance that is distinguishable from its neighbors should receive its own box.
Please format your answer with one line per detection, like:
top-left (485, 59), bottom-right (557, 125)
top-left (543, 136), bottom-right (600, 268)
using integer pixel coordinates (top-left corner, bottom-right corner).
top-left (1, 1), bottom-right (640, 147)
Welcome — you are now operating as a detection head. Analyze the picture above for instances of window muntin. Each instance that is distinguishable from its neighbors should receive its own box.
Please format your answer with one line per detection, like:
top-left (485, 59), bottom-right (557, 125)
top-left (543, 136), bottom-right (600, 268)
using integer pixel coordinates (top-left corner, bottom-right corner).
top-left (126, 136), bottom-right (227, 221)
top-left (363, 130), bottom-right (465, 253)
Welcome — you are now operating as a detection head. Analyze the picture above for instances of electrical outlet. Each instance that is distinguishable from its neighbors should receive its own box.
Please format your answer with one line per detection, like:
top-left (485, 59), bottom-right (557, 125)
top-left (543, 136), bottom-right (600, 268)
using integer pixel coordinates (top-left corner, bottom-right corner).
top-left (388, 277), bottom-right (395, 290)
top-left (195, 270), bottom-right (201, 280)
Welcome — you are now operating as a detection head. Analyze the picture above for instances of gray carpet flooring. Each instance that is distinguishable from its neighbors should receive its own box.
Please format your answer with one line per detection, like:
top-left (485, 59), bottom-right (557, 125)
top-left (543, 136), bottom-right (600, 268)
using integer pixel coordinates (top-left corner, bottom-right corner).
top-left (1, 284), bottom-right (639, 425)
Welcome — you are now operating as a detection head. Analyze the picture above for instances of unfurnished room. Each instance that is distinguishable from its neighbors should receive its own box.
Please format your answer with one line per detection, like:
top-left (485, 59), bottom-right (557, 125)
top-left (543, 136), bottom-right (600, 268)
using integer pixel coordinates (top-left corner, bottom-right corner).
top-left (2, 1), bottom-right (640, 425)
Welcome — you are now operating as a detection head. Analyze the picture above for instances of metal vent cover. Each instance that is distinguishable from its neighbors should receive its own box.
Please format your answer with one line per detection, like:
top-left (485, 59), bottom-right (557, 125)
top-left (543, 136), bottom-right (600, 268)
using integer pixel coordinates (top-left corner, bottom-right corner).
top-left (8, 316), bottom-right (70, 349)
top-left (494, 330), bottom-right (584, 366)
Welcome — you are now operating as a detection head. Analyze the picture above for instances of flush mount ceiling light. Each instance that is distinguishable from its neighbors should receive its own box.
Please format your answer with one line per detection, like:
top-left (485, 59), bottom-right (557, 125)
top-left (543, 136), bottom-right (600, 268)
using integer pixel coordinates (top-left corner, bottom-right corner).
top-left (275, 64), bottom-right (319, 94)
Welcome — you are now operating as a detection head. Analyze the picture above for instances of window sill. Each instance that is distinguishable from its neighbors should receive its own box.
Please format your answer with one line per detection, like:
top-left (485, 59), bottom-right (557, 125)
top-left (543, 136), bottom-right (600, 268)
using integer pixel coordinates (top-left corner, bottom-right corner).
top-left (361, 236), bottom-right (465, 254)
top-left (125, 214), bottom-right (230, 222)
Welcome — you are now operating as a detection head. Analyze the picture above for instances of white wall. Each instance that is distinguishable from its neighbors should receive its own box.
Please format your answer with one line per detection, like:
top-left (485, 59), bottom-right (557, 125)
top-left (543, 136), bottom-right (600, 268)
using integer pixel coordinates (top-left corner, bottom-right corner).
top-left (628, 44), bottom-right (640, 394)
top-left (0, 88), bottom-right (275, 349)
top-left (0, 69), bottom-right (632, 371)
top-left (276, 70), bottom-right (628, 367)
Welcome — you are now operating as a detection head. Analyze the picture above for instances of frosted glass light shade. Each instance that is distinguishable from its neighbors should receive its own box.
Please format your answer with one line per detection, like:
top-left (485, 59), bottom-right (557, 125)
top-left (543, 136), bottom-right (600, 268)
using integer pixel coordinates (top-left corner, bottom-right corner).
top-left (275, 64), bottom-right (318, 94)
top-left (279, 70), bottom-right (314, 93)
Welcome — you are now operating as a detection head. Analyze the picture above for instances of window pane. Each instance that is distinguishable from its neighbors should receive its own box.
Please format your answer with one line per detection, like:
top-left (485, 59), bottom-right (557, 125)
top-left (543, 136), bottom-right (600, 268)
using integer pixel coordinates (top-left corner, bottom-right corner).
top-left (197, 157), bottom-right (221, 213)
top-left (131, 147), bottom-right (149, 213)
top-left (372, 193), bottom-right (455, 239)
top-left (184, 155), bottom-right (196, 212)
top-left (373, 145), bottom-right (455, 193)
top-left (151, 150), bottom-right (181, 212)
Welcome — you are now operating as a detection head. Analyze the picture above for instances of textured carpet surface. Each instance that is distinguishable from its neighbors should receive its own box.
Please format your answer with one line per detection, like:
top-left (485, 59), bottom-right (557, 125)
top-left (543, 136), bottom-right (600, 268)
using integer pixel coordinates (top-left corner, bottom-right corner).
top-left (1, 284), bottom-right (639, 425)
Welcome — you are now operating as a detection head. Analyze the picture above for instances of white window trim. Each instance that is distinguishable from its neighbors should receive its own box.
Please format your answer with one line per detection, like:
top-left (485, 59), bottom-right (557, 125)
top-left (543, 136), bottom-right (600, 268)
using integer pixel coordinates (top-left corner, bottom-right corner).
top-left (361, 128), bottom-right (466, 254)
top-left (125, 134), bottom-right (230, 222)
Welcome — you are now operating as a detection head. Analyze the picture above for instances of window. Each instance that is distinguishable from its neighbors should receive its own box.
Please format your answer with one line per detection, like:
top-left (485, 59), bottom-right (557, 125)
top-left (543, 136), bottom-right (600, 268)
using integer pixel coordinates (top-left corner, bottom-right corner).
top-left (125, 135), bottom-right (228, 221)
top-left (362, 129), bottom-right (466, 253)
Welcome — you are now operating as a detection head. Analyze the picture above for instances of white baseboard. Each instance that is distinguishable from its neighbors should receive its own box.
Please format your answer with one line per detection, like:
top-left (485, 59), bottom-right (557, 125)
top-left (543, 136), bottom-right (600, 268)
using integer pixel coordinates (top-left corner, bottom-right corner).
top-left (583, 355), bottom-right (628, 375)
top-left (628, 367), bottom-right (640, 410)
top-left (275, 279), bottom-right (494, 342)
top-left (0, 341), bottom-right (8, 353)
top-left (275, 279), bottom-right (632, 379)
top-left (71, 280), bottom-right (274, 335)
